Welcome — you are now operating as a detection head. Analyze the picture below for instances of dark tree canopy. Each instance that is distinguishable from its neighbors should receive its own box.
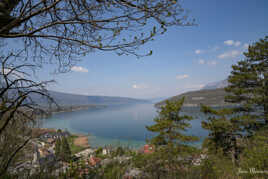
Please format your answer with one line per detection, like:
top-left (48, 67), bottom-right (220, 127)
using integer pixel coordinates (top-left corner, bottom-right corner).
top-left (225, 36), bottom-right (268, 128)
top-left (0, 0), bottom-right (194, 71)
top-left (147, 97), bottom-right (198, 148)
top-left (55, 136), bottom-right (71, 162)
top-left (201, 105), bottom-right (242, 163)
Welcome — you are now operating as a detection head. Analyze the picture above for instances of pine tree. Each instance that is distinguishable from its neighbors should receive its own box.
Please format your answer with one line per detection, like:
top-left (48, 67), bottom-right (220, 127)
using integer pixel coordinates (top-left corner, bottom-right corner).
top-left (55, 137), bottom-right (71, 162)
top-left (200, 105), bottom-right (242, 163)
top-left (225, 36), bottom-right (268, 132)
top-left (55, 138), bottom-right (62, 160)
top-left (201, 36), bottom-right (268, 165)
top-left (61, 136), bottom-right (72, 162)
top-left (146, 97), bottom-right (198, 152)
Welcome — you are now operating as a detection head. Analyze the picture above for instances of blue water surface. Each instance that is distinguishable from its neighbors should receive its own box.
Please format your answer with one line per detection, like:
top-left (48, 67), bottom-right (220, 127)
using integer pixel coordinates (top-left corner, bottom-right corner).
top-left (41, 103), bottom-right (209, 148)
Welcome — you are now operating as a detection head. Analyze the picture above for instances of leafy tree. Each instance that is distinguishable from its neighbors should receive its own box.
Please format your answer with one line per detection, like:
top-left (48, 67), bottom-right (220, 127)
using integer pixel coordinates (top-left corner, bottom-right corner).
top-left (225, 36), bottom-right (268, 132)
top-left (95, 147), bottom-right (103, 157)
top-left (115, 146), bottom-right (124, 156)
top-left (57, 129), bottom-right (62, 133)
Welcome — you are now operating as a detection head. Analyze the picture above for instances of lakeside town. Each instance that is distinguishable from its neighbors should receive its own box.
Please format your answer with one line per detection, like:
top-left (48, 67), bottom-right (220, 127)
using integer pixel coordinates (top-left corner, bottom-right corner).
top-left (9, 128), bottom-right (206, 178)
top-left (1, 0), bottom-right (268, 178)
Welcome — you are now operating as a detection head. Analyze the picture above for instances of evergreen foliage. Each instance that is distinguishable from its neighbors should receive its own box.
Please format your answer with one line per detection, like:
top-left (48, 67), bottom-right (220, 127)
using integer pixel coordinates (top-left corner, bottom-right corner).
top-left (55, 138), bottom-right (61, 159)
top-left (61, 136), bottom-right (72, 162)
top-left (225, 36), bottom-right (268, 131)
top-left (55, 136), bottom-right (72, 162)
top-left (240, 125), bottom-right (268, 177)
top-left (201, 36), bottom-right (268, 164)
top-left (200, 105), bottom-right (242, 163)
top-left (147, 97), bottom-right (198, 148)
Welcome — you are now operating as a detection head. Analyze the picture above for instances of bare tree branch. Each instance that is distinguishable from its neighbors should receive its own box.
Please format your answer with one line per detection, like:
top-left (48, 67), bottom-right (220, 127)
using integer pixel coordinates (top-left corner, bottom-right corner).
top-left (0, 0), bottom-right (194, 72)
top-left (0, 52), bottom-right (56, 175)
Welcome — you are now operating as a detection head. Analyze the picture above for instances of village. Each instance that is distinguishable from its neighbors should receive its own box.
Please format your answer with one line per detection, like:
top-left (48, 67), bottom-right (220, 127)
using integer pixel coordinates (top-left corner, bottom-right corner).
top-left (8, 128), bottom-right (157, 178)
top-left (8, 128), bottom-right (206, 178)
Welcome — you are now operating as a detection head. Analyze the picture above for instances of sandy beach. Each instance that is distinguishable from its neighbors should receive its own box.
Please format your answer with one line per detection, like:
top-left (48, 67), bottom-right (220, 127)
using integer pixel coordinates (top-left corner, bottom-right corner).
top-left (73, 134), bottom-right (90, 148)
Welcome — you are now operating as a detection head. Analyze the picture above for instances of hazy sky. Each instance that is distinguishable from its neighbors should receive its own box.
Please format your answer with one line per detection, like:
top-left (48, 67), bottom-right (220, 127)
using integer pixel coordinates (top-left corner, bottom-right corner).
top-left (38, 0), bottom-right (268, 99)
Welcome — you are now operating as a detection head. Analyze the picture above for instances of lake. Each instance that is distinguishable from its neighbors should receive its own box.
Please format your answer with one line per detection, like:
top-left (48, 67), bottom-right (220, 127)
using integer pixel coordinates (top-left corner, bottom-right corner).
top-left (41, 103), bottom-right (209, 149)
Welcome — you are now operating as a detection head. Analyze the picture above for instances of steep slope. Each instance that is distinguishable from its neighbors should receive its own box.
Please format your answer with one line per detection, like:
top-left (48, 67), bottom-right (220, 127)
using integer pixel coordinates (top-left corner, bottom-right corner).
top-left (202, 79), bottom-right (229, 90)
top-left (155, 88), bottom-right (232, 107)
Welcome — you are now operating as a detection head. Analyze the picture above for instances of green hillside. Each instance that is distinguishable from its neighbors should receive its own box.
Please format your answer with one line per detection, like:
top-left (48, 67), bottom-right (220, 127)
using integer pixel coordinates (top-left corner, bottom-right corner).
top-left (155, 88), bottom-right (233, 107)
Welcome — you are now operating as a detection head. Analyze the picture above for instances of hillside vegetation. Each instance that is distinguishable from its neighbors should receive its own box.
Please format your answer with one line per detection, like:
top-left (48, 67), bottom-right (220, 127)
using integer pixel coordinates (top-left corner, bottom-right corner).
top-left (155, 88), bottom-right (232, 107)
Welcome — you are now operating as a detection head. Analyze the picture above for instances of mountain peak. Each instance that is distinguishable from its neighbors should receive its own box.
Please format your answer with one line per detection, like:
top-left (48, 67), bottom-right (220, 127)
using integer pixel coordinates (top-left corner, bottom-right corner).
top-left (202, 79), bottom-right (229, 90)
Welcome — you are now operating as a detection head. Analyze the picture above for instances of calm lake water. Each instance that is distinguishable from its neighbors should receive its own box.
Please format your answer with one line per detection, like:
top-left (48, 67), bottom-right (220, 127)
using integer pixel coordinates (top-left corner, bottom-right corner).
top-left (41, 103), bottom-right (209, 148)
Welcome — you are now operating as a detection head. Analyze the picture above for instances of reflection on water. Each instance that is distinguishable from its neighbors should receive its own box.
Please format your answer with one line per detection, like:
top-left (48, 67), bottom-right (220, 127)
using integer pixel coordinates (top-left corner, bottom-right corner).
top-left (41, 103), bottom-right (209, 148)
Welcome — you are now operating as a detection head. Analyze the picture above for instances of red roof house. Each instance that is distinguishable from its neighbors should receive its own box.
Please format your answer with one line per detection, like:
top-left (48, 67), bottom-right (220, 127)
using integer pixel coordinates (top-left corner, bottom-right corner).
top-left (142, 144), bottom-right (155, 154)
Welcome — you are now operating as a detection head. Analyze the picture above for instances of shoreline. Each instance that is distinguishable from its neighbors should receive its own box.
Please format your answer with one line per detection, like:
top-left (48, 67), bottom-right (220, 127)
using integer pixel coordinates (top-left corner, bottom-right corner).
top-left (34, 128), bottom-right (91, 148)
top-left (37, 105), bottom-right (106, 119)
top-left (51, 105), bottom-right (106, 115)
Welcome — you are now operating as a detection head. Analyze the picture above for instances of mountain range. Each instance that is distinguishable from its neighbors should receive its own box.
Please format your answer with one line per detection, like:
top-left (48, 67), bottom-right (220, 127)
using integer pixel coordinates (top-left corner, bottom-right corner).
top-left (31, 90), bottom-right (150, 107)
top-left (202, 79), bottom-right (229, 90)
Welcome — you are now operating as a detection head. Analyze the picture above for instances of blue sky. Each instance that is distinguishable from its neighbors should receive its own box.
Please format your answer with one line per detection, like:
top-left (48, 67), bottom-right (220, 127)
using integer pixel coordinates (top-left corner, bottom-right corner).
top-left (39, 0), bottom-right (268, 99)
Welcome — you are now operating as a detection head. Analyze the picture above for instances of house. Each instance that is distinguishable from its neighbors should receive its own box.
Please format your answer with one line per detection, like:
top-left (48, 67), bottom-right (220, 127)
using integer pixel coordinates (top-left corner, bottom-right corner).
top-left (102, 148), bottom-right (108, 155)
top-left (139, 144), bottom-right (155, 154)
top-left (89, 156), bottom-right (101, 166)
top-left (39, 131), bottom-right (70, 140)
top-left (102, 146), bottom-right (112, 155)
top-left (75, 148), bottom-right (94, 158)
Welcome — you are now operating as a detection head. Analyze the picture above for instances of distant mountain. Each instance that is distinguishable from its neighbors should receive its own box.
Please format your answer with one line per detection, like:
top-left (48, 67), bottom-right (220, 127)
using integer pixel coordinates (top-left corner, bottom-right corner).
top-left (149, 97), bottom-right (169, 103)
top-left (202, 79), bottom-right (229, 90)
top-left (31, 90), bottom-right (149, 107)
top-left (155, 88), bottom-right (233, 107)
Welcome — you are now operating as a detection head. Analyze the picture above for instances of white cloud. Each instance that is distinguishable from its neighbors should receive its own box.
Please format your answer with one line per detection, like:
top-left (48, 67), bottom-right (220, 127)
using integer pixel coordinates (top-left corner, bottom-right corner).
top-left (243, 43), bottom-right (249, 50)
top-left (176, 74), bottom-right (189, 80)
top-left (207, 60), bottom-right (217, 66)
top-left (218, 50), bottom-right (241, 59)
top-left (198, 59), bottom-right (205, 64)
top-left (224, 40), bottom-right (234, 46)
top-left (224, 40), bottom-right (241, 47)
top-left (195, 49), bottom-right (202, 54)
top-left (132, 84), bottom-right (148, 89)
top-left (234, 41), bottom-right (241, 47)
top-left (71, 66), bottom-right (88, 73)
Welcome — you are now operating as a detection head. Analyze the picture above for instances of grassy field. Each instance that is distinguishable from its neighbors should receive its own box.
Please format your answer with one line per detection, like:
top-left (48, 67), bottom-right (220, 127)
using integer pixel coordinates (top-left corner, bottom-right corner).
top-left (67, 135), bottom-right (89, 154)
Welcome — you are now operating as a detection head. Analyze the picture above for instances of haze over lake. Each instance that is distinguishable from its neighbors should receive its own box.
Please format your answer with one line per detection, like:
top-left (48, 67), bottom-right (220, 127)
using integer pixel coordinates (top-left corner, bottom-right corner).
top-left (41, 103), bottom-right (209, 148)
